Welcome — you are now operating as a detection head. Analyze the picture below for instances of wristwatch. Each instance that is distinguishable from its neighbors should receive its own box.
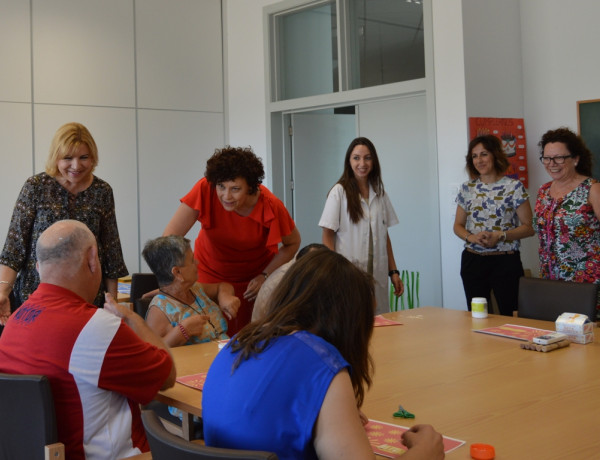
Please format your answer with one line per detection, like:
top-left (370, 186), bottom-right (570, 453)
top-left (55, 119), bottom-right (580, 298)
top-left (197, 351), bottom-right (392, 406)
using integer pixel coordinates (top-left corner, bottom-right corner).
top-left (499, 231), bottom-right (507, 242)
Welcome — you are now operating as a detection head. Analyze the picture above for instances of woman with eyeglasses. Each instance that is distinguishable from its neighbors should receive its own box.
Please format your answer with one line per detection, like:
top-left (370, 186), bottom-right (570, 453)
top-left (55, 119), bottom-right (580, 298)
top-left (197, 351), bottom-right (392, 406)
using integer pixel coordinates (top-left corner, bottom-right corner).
top-left (453, 135), bottom-right (534, 316)
top-left (534, 127), bottom-right (600, 293)
top-left (141, 235), bottom-right (239, 346)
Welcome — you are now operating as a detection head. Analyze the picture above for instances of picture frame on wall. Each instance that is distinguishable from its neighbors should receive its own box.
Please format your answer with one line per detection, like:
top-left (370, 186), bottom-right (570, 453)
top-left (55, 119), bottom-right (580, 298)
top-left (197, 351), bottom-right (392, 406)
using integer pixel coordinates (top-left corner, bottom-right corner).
top-left (577, 99), bottom-right (600, 180)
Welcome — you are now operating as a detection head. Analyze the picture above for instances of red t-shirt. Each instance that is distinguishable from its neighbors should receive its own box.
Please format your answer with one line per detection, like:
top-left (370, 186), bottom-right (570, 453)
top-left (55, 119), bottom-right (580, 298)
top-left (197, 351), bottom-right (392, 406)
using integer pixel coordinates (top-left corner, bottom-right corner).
top-left (0, 283), bottom-right (173, 460)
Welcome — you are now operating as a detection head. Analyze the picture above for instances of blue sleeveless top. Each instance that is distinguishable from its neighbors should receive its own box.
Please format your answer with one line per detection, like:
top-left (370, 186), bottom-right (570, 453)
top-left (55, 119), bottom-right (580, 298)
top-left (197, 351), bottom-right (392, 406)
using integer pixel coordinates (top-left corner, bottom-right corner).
top-left (202, 331), bottom-right (349, 459)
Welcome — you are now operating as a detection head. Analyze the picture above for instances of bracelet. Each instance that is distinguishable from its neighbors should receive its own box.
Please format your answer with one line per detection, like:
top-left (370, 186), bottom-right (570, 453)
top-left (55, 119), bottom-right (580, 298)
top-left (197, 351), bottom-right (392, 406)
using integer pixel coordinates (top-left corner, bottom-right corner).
top-left (388, 270), bottom-right (400, 277)
top-left (178, 323), bottom-right (190, 341)
top-left (261, 272), bottom-right (269, 280)
top-left (499, 231), bottom-right (507, 242)
top-left (465, 232), bottom-right (471, 243)
top-left (0, 280), bottom-right (13, 289)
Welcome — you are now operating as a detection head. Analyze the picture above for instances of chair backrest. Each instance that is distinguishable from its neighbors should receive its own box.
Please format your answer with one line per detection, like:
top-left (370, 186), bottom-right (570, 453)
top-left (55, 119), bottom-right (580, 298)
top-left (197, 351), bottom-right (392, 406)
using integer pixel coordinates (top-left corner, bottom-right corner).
top-left (130, 273), bottom-right (159, 318)
top-left (518, 277), bottom-right (599, 322)
top-left (141, 410), bottom-right (278, 460)
top-left (0, 373), bottom-right (59, 460)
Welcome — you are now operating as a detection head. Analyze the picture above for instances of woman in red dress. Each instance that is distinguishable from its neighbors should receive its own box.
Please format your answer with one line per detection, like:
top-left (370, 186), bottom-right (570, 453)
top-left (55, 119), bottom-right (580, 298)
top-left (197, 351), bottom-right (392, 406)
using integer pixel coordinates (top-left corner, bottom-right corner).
top-left (163, 147), bottom-right (301, 334)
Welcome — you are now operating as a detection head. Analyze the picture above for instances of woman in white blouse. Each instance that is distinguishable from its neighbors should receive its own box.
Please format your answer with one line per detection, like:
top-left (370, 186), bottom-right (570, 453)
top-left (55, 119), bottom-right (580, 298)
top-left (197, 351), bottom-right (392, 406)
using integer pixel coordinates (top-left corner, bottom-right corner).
top-left (319, 137), bottom-right (403, 314)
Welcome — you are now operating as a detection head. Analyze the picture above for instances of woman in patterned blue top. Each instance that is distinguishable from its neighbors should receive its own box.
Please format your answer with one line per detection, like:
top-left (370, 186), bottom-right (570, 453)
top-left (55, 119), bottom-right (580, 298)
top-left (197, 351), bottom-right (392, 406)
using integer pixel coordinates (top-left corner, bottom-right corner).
top-left (454, 135), bottom-right (534, 316)
top-left (203, 249), bottom-right (444, 460)
top-left (142, 235), bottom-right (240, 346)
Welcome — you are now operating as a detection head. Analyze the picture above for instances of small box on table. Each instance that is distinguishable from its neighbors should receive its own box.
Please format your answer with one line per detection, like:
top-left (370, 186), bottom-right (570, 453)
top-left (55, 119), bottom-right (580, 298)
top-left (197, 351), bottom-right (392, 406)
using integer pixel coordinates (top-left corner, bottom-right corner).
top-left (555, 313), bottom-right (595, 344)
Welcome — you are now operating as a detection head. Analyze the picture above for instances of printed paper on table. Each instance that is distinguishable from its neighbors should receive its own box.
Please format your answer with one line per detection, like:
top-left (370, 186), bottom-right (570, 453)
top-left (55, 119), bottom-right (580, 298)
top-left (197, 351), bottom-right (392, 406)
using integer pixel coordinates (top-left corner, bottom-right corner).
top-left (176, 372), bottom-right (207, 391)
top-left (374, 315), bottom-right (403, 327)
top-left (365, 420), bottom-right (465, 458)
top-left (474, 324), bottom-right (554, 342)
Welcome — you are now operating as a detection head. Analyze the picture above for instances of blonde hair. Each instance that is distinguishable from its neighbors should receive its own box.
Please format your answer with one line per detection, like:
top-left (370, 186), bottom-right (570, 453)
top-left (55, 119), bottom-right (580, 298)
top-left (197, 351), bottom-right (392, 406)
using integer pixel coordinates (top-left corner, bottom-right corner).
top-left (45, 122), bottom-right (98, 177)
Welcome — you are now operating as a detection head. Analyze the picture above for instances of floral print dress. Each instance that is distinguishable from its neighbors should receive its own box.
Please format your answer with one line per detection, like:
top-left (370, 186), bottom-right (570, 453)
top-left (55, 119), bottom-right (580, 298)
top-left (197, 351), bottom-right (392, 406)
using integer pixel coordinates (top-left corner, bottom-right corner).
top-left (533, 178), bottom-right (600, 285)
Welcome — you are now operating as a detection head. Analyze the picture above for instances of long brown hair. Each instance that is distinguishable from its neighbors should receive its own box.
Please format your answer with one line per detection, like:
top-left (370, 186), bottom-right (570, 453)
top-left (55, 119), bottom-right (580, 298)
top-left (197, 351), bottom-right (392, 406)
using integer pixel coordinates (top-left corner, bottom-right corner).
top-left (231, 249), bottom-right (375, 406)
top-left (333, 137), bottom-right (384, 224)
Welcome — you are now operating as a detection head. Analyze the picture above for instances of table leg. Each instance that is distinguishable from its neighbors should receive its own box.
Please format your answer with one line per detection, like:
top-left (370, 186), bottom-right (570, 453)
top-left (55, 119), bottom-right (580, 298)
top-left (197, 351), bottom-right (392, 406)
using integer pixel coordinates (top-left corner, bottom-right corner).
top-left (181, 412), bottom-right (194, 440)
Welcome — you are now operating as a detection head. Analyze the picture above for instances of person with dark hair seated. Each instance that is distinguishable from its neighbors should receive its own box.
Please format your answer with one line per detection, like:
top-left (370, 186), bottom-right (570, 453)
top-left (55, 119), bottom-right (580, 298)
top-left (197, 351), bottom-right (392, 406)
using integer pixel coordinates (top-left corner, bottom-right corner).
top-left (203, 249), bottom-right (444, 460)
top-left (251, 243), bottom-right (328, 321)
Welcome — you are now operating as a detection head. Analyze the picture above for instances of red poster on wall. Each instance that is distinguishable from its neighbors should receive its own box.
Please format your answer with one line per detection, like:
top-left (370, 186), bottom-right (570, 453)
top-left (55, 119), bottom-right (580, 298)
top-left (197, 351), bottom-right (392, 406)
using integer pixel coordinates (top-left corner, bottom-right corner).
top-left (468, 117), bottom-right (529, 189)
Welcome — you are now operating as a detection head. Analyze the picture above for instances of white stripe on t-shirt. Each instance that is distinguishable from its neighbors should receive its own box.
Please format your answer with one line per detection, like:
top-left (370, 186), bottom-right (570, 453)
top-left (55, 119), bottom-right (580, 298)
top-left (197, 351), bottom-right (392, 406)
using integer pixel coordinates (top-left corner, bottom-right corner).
top-left (69, 308), bottom-right (141, 459)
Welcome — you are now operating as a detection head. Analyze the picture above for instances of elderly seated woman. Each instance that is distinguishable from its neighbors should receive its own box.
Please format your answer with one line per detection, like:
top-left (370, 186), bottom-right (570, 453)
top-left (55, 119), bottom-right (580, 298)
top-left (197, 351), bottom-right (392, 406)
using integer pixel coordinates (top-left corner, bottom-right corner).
top-left (142, 235), bottom-right (240, 346)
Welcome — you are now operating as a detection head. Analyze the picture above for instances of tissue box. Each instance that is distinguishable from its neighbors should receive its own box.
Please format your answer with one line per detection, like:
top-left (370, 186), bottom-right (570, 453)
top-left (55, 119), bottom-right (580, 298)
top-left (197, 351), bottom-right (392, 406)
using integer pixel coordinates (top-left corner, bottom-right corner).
top-left (555, 313), bottom-right (595, 344)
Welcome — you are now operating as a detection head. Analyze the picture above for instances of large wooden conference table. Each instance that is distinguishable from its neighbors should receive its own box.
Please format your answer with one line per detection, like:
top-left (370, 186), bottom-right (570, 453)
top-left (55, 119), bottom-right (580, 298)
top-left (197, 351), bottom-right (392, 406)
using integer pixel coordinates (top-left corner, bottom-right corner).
top-left (155, 306), bottom-right (600, 459)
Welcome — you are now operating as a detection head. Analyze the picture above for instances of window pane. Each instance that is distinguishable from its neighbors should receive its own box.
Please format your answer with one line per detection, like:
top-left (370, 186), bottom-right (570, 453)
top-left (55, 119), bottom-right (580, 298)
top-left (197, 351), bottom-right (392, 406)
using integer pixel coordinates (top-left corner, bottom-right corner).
top-left (274, 2), bottom-right (337, 101)
top-left (348, 0), bottom-right (425, 89)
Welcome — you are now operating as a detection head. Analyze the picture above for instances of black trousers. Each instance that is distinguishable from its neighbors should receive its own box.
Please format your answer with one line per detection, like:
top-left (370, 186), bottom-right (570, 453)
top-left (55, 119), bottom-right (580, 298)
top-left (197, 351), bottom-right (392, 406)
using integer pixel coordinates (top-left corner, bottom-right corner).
top-left (460, 249), bottom-right (524, 316)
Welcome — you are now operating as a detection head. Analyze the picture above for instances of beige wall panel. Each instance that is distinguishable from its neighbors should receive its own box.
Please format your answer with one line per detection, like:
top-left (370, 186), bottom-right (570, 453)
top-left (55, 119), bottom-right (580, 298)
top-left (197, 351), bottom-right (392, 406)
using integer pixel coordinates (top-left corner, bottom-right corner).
top-left (0, 0), bottom-right (31, 102)
top-left (137, 109), bottom-right (224, 270)
top-left (136, 0), bottom-right (223, 112)
top-left (0, 103), bottom-right (33, 246)
top-left (32, 0), bottom-right (135, 107)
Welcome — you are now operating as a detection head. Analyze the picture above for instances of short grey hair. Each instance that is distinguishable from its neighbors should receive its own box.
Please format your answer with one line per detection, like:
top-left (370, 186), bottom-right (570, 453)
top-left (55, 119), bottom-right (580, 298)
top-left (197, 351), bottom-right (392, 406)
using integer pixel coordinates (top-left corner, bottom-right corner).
top-left (142, 235), bottom-right (191, 286)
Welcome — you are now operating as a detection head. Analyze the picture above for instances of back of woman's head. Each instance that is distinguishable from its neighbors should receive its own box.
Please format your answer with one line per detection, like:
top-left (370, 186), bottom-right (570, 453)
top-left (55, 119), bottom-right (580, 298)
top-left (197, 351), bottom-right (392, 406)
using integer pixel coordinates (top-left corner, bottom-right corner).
top-left (234, 248), bottom-right (375, 405)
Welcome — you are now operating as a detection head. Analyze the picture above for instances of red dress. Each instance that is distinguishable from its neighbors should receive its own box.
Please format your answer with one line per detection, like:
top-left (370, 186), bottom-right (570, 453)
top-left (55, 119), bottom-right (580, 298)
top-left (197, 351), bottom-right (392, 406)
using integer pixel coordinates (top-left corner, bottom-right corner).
top-left (182, 178), bottom-right (296, 334)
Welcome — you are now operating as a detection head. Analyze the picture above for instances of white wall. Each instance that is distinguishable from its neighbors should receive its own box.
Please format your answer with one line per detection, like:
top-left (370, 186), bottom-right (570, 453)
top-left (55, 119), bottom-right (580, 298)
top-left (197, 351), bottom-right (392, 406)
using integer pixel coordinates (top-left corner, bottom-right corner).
top-left (430, 0), bottom-right (470, 309)
top-left (0, 0), bottom-right (224, 274)
top-left (520, 0), bottom-right (600, 197)
top-left (223, 0), bottom-right (280, 187)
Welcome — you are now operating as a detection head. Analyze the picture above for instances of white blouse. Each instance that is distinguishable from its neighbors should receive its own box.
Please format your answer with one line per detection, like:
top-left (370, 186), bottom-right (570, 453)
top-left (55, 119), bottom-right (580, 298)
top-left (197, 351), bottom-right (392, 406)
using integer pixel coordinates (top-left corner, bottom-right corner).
top-left (319, 183), bottom-right (399, 314)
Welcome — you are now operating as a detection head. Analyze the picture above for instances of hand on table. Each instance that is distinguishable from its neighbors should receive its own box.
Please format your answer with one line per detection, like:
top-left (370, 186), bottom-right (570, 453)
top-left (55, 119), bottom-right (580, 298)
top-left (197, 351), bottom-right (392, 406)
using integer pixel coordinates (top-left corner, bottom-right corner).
top-left (401, 424), bottom-right (445, 459)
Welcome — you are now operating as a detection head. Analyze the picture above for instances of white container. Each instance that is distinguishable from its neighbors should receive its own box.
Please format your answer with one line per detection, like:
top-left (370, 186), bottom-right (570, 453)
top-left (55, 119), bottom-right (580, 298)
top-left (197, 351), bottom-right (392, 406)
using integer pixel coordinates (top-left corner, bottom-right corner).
top-left (471, 297), bottom-right (488, 318)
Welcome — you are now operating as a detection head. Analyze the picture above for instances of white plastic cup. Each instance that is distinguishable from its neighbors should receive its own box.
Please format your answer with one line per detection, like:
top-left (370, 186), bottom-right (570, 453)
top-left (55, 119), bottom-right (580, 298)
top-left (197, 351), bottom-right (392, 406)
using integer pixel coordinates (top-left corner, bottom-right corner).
top-left (471, 297), bottom-right (488, 318)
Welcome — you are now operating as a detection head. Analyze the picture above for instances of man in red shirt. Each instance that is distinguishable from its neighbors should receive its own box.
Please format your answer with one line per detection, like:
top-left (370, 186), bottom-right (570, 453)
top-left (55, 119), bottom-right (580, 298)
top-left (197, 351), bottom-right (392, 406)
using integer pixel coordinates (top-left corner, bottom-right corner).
top-left (0, 220), bottom-right (176, 460)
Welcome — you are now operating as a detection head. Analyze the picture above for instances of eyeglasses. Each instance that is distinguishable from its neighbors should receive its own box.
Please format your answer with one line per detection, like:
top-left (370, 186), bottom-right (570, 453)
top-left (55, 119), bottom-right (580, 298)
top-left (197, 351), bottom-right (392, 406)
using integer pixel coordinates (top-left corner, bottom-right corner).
top-left (539, 155), bottom-right (572, 165)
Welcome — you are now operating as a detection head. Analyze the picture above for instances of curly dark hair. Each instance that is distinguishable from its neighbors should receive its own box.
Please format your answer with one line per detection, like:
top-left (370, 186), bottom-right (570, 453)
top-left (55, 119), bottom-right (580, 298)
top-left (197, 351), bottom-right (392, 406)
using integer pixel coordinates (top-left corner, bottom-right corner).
top-left (538, 127), bottom-right (593, 177)
top-left (204, 146), bottom-right (265, 194)
top-left (465, 135), bottom-right (510, 179)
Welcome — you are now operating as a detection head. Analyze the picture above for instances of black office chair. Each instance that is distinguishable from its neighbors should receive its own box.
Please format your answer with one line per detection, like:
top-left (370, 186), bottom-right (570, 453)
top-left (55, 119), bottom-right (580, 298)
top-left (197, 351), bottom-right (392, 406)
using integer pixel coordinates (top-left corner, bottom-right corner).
top-left (141, 410), bottom-right (278, 460)
top-left (130, 273), bottom-right (159, 318)
top-left (0, 373), bottom-right (65, 460)
top-left (517, 277), bottom-right (599, 322)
